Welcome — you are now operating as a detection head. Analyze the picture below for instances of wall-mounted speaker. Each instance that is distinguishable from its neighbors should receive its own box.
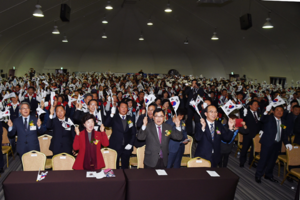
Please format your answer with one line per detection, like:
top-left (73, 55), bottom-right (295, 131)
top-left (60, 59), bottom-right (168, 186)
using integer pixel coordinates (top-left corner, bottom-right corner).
top-left (60, 4), bottom-right (71, 22)
top-left (240, 13), bottom-right (252, 30)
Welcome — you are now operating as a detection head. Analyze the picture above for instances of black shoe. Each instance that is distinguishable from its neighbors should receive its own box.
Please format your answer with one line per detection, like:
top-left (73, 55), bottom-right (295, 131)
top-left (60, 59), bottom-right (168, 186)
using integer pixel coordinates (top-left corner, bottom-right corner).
top-left (240, 164), bottom-right (244, 168)
top-left (250, 163), bottom-right (257, 168)
top-left (265, 177), bottom-right (278, 183)
top-left (0, 168), bottom-right (4, 173)
top-left (255, 176), bottom-right (261, 183)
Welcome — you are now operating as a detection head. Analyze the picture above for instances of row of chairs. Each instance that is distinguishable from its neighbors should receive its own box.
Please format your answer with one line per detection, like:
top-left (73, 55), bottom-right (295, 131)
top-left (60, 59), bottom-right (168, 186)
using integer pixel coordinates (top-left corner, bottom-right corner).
top-left (21, 148), bottom-right (212, 171)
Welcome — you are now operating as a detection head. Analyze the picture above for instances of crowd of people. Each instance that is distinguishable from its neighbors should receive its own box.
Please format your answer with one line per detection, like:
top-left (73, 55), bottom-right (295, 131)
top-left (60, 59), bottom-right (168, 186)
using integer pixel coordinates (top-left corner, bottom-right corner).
top-left (0, 69), bottom-right (299, 184)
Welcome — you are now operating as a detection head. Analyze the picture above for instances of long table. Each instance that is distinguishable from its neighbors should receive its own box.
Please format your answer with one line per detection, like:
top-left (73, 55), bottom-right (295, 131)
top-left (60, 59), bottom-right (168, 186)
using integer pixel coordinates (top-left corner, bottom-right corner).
top-left (124, 168), bottom-right (239, 200)
top-left (3, 170), bottom-right (126, 200)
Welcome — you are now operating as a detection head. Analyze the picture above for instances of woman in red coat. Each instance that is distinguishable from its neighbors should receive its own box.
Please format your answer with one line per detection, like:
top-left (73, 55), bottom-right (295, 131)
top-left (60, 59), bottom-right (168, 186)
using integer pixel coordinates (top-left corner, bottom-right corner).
top-left (73, 114), bottom-right (109, 170)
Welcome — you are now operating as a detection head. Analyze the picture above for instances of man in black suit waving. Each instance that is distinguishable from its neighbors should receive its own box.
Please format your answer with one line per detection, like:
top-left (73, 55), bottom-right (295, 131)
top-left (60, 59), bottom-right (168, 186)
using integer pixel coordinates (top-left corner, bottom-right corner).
top-left (185, 79), bottom-right (204, 135)
top-left (194, 105), bottom-right (235, 167)
top-left (255, 105), bottom-right (292, 183)
top-left (104, 101), bottom-right (136, 169)
top-left (240, 100), bottom-right (262, 168)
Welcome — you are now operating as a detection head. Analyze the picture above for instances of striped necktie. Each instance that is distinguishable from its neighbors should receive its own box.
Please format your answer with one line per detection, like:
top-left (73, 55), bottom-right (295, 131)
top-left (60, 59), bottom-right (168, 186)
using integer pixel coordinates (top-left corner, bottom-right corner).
top-left (210, 123), bottom-right (214, 141)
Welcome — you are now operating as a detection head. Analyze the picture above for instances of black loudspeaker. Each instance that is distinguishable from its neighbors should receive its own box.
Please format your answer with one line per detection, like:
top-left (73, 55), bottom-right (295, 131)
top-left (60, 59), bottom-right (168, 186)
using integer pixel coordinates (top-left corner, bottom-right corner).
top-left (240, 13), bottom-right (252, 30)
top-left (60, 4), bottom-right (71, 22)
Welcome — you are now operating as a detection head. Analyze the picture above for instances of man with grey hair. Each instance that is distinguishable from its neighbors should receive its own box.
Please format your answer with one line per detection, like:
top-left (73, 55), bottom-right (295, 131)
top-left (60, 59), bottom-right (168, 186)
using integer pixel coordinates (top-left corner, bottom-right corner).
top-left (8, 102), bottom-right (45, 158)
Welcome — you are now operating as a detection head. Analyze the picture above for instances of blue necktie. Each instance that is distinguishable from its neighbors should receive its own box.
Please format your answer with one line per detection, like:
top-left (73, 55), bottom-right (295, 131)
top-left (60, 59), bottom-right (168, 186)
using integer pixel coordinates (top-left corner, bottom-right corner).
top-left (210, 124), bottom-right (214, 141)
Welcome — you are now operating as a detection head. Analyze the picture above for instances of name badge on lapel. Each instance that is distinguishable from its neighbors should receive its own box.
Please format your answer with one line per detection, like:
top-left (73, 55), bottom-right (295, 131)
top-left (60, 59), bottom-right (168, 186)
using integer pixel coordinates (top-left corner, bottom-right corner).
top-left (30, 126), bottom-right (37, 131)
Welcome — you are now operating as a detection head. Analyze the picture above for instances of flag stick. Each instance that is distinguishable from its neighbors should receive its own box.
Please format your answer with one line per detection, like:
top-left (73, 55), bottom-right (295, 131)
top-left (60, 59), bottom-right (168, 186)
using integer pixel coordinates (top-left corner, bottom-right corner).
top-left (36, 168), bottom-right (41, 182)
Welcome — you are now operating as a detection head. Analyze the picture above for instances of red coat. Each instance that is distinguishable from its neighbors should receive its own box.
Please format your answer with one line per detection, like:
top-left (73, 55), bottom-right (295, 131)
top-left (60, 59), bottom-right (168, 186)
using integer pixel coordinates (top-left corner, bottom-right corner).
top-left (72, 130), bottom-right (109, 170)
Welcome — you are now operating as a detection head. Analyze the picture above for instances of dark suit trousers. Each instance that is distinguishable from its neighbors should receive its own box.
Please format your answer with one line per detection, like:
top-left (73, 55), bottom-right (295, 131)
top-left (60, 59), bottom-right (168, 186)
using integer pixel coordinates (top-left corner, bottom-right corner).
top-left (186, 107), bottom-right (195, 135)
top-left (116, 147), bottom-right (132, 169)
top-left (255, 141), bottom-right (281, 178)
top-left (240, 135), bottom-right (254, 165)
top-left (167, 144), bottom-right (185, 168)
top-left (145, 158), bottom-right (165, 169)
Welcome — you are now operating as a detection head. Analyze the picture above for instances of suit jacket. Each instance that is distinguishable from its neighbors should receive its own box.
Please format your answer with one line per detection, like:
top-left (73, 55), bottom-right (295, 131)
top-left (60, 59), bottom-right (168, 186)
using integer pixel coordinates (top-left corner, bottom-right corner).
top-left (137, 122), bottom-right (183, 167)
top-left (260, 114), bottom-right (289, 147)
top-left (8, 115), bottom-right (45, 156)
top-left (7, 104), bottom-right (20, 122)
top-left (242, 109), bottom-right (262, 138)
top-left (284, 113), bottom-right (298, 137)
top-left (185, 87), bottom-right (205, 109)
top-left (166, 119), bottom-right (187, 153)
top-left (72, 130), bottom-right (109, 170)
top-left (46, 117), bottom-right (75, 155)
top-left (104, 111), bottom-right (136, 151)
top-left (293, 115), bottom-right (300, 145)
top-left (194, 120), bottom-right (234, 167)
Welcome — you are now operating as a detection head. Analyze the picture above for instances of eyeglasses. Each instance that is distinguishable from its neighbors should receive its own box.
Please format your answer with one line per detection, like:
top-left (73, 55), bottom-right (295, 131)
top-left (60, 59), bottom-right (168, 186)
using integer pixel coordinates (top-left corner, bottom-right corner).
top-left (208, 111), bottom-right (218, 114)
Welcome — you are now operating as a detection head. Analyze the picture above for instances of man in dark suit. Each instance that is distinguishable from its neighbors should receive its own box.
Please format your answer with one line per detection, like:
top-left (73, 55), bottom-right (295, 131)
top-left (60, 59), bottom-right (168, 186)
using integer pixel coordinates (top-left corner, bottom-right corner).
top-left (134, 103), bottom-right (156, 148)
top-left (46, 105), bottom-right (75, 155)
top-left (7, 102), bottom-right (45, 158)
top-left (285, 105), bottom-right (300, 144)
top-left (240, 100), bottom-right (262, 168)
top-left (255, 106), bottom-right (292, 183)
top-left (194, 105), bottom-right (235, 167)
top-left (104, 101), bottom-right (136, 169)
top-left (21, 86), bottom-right (39, 115)
top-left (166, 108), bottom-right (188, 168)
top-left (137, 108), bottom-right (183, 169)
top-left (185, 79), bottom-right (205, 135)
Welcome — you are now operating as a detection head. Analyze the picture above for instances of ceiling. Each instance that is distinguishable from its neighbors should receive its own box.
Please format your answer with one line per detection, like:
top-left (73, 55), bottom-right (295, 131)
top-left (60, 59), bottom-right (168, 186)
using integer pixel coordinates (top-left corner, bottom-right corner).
top-left (0, 0), bottom-right (299, 82)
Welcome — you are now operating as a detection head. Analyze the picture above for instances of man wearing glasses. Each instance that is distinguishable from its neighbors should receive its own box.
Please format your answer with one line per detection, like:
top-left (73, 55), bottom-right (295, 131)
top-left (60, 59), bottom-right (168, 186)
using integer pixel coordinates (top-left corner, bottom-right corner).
top-left (8, 102), bottom-right (45, 159)
top-left (194, 105), bottom-right (235, 167)
top-left (137, 108), bottom-right (183, 169)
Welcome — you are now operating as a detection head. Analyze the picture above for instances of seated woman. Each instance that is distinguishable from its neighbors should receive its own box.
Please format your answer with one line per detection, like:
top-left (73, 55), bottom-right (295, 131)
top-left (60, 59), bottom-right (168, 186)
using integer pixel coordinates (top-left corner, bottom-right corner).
top-left (73, 114), bottom-right (109, 170)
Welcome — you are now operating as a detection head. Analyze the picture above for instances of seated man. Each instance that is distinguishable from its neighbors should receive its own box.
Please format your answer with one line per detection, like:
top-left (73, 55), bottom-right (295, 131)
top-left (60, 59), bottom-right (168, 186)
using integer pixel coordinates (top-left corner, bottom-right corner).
top-left (137, 108), bottom-right (183, 169)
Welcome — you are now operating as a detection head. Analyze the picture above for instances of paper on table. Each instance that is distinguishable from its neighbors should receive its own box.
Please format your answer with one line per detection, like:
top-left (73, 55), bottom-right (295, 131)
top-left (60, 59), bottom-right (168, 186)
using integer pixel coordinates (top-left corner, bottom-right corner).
top-left (206, 170), bottom-right (220, 177)
top-left (86, 171), bottom-right (96, 178)
top-left (156, 169), bottom-right (168, 176)
top-left (95, 170), bottom-right (106, 179)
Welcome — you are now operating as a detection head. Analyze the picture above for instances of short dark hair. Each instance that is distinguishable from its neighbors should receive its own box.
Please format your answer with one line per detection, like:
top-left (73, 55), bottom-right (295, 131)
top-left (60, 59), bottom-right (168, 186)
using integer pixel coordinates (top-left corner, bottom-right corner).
top-left (249, 100), bottom-right (259, 106)
top-left (273, 105), bottom-right (284, 111)
top-left (55, 105), bottom-right (65, 112)
top-left (176, 108), bottom-right (187, 116)
top-left (84, 93), bottom-right (93, 99)
top-left (81, 113), bottom-right (96, 124)
top-left (205, 104), bottom-right (216, 112)
top-left (148, 103), bottom-right (157, 110)
top-left (28, 86), bottom-right (35, 91)
top-left (293, 105), bottom-right (300, 109)
top-left (153, 108), bottom-right (165, 117)
top-left (119, 101), bottom-right (128, 107)
top-left (88, 99), bottom-right (98, 105)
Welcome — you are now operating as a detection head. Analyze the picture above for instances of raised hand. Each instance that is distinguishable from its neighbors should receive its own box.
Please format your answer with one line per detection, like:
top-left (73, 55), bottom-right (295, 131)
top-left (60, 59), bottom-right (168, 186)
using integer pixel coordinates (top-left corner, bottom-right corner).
top-left (143, 116), bottom-right (148, 126)
top-left (37, 118), bottom-right (42, 127)
top-left (100, 124), bottom-right (105, 132)
top-left (8, 119), bottom-right (13, 127)
top-left (50, 105), bottom-right (55, 115)
top-left (200, 118), bottom-right (206, 130)
top-left (75, 126), bottom-right (80, 135)
top-left (142, 109), bottom-right (146, 115)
